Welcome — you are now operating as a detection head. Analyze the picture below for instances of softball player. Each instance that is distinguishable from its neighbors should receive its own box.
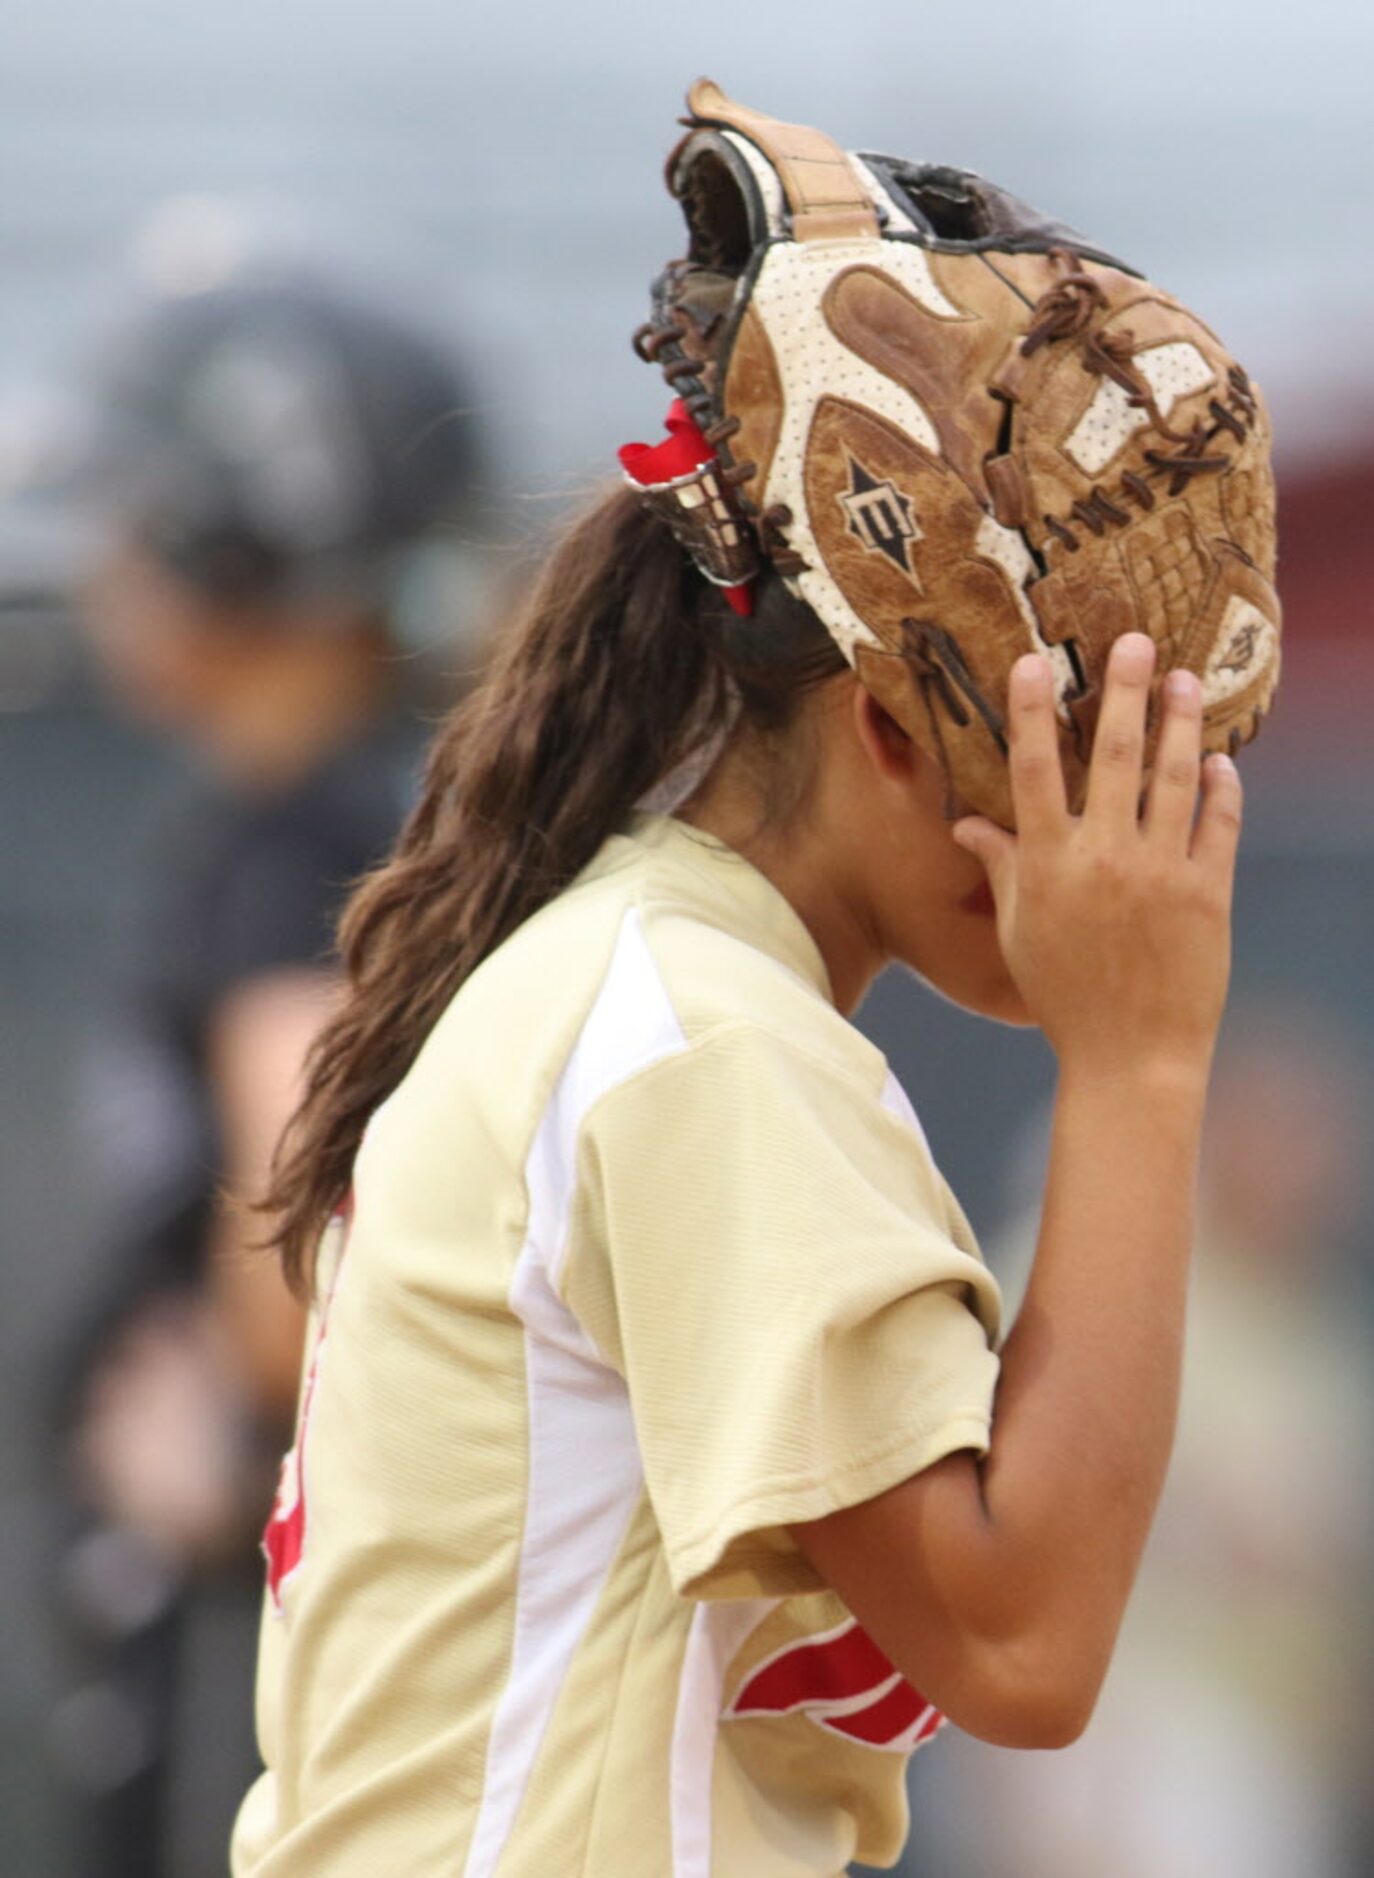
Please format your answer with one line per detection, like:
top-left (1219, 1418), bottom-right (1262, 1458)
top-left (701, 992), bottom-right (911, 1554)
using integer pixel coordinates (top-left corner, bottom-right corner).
top-left (233, 85), bottom-right (1277, 1876)
top-left (43, 269), bottom-right (476, 1875)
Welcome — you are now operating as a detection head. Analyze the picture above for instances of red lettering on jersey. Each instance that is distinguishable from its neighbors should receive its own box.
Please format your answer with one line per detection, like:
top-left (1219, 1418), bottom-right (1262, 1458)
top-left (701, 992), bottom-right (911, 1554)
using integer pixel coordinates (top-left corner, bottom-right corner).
top-left (724, 1619), bottom-right (945, 1753)
top-left (261, 1192), bottom-right (352, 1614)
top-left (262, 1366), bottom-right (318, 1613)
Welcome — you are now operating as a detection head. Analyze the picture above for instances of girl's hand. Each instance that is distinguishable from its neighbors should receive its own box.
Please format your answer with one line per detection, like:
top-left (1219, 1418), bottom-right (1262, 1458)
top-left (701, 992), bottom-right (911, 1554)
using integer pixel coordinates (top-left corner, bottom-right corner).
top-left (952, 632), bottom-right (1241, 1079)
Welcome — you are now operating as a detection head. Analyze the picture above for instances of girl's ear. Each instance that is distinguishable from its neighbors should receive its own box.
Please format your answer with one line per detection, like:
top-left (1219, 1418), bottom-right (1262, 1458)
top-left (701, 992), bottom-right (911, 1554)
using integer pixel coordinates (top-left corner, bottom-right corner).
top-left (851, 683), bottom-right (919, 785)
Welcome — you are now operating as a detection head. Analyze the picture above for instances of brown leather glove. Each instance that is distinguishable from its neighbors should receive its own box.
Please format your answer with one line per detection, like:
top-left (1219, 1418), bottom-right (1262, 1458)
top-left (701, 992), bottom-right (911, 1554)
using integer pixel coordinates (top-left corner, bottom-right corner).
top-left (631, 80), bottom-right (1280, 828)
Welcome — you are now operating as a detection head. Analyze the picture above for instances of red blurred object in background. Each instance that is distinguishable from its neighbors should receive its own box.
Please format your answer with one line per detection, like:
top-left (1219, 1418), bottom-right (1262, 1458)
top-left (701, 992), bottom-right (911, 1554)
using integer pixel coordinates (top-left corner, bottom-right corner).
top-left (1267, 457), bottom-right (1374, 759)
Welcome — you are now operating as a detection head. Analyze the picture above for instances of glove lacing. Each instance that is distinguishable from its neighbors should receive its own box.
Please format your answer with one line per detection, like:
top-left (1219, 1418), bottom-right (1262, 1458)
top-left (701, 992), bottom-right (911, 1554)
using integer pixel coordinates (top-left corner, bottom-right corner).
top-left (1022, 252), bottom-right (1258, 551)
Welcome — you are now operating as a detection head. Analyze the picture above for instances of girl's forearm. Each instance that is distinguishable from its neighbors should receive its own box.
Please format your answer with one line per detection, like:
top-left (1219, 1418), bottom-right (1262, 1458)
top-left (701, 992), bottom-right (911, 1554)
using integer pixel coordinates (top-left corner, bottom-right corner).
top-left (967, 1057), bottom-right (1209, 1694)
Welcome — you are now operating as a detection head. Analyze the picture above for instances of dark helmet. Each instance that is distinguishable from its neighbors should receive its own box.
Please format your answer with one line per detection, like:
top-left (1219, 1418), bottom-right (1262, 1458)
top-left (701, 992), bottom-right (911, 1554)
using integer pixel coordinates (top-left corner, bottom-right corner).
top-left (71, 273), bottom-right (480, 613)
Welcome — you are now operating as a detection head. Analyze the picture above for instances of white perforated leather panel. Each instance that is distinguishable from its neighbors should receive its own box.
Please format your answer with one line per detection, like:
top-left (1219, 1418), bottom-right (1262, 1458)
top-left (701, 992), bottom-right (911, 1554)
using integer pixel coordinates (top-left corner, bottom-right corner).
top-left (847, 154), bottom-right (920, 236)
top-left (1064, 340), bottom-right (1215, 477)
top-left (748, 239), bottom-right (960, 660)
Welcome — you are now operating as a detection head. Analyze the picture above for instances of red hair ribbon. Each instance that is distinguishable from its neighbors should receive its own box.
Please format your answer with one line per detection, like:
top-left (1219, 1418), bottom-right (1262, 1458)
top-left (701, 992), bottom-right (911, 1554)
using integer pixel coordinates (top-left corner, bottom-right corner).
top-left (618, 398), bottom-right (755, 617)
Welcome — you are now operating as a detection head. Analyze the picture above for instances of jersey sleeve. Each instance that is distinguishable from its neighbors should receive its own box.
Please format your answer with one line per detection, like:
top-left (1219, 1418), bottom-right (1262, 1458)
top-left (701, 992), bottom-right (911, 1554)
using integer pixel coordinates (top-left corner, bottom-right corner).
top-left (563, 1020), bottom-right (1002, 1601)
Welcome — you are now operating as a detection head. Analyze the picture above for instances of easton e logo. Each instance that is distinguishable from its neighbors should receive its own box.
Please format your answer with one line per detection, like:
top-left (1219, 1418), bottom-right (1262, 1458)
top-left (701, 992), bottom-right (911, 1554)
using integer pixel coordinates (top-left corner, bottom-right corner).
top-left (724, 1618), bottom-right (945, 1753)
top-left (1218, 621), bottom-right (1259, 674)
top-left (838, 455), bottom-right (922, 585)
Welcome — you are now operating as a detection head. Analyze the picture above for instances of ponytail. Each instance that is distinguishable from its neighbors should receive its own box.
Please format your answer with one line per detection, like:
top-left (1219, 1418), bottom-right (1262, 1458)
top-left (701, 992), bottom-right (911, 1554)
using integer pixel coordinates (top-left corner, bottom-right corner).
top-left (267, 482), bottom-right (844, 1289)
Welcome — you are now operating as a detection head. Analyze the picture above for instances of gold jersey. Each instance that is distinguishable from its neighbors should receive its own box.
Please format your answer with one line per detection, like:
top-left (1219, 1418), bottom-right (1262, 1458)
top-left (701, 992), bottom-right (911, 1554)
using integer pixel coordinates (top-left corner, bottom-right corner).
top-left (233, 814), bottom-right (1002, 1876)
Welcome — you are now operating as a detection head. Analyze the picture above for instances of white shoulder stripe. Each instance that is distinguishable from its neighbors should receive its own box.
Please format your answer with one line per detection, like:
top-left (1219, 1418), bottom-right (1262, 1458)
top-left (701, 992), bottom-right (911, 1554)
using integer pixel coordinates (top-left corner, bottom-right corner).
top-left (463, 909), bottom-right (687, 1876)
top-left (878, 1066), bottom-right (933, 1158)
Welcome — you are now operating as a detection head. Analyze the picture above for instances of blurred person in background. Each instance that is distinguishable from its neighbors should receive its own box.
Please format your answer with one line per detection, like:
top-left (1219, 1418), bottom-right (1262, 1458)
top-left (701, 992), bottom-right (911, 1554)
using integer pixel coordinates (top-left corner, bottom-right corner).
top-left (42, 267), bottom-right (481, 1877)
top-left (911, 1005), bottom-right (1374, 1878)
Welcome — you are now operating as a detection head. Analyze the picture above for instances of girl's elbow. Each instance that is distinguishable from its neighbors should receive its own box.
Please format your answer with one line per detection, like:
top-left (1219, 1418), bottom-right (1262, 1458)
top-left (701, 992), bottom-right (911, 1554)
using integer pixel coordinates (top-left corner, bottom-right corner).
top-left (967, 1682), bottom-right (1097, 1751)
top-left (935, 1636), bottom-right (1106, 1751)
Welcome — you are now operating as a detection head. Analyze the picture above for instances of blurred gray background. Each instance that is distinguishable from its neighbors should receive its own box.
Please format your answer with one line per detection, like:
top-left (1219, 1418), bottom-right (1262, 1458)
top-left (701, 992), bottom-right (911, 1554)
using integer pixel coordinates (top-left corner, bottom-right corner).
top-left (2, 1), bottom-right (1372, 1872)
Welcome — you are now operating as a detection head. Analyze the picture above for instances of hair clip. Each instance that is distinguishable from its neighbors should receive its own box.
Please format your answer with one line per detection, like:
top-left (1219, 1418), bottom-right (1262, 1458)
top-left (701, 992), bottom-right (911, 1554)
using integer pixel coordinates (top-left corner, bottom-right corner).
top-left (618, 399), bottom-right (758, 616)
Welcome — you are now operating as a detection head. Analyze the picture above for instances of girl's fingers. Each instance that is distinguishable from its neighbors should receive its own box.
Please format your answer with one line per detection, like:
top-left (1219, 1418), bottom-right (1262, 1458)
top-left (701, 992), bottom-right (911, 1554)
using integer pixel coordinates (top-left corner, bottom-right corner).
top-left (1144, 668), bottom-right (1203, 849)
top-left (1005, 653), bottom-right (1067, 840)
top-left (950, 814), bottom-right (1015, 893)
top-left (1084, 633), bottom-right (1156, 831)
top-left (1190, 752), bottom-right (1243, 878)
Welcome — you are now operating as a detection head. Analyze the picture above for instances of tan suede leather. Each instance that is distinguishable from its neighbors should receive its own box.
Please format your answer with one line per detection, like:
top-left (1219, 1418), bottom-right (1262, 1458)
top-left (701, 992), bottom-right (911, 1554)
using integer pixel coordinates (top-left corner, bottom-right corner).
top-left (721, 302), bottom-right (785, 507)
top-left (686, 79), bottom-right (881, 243)
top-left (634, 83), bottom-right (1281, 825)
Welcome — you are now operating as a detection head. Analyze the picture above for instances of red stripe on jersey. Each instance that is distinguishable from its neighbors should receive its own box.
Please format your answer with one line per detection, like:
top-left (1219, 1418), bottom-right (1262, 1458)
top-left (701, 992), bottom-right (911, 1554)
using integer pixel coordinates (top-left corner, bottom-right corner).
top-left (730, 1621), bottom-right (894, 1715)
top-left (820, 1677), bottom-right (925, 1744)
top-left (725, 1618), bottom-right (945, 1751)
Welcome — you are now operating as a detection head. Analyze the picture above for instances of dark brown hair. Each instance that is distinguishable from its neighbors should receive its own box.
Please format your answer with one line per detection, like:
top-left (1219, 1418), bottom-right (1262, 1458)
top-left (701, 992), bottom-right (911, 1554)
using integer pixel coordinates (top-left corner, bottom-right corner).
top-left (267, 483), bottom-right (846, 1290)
